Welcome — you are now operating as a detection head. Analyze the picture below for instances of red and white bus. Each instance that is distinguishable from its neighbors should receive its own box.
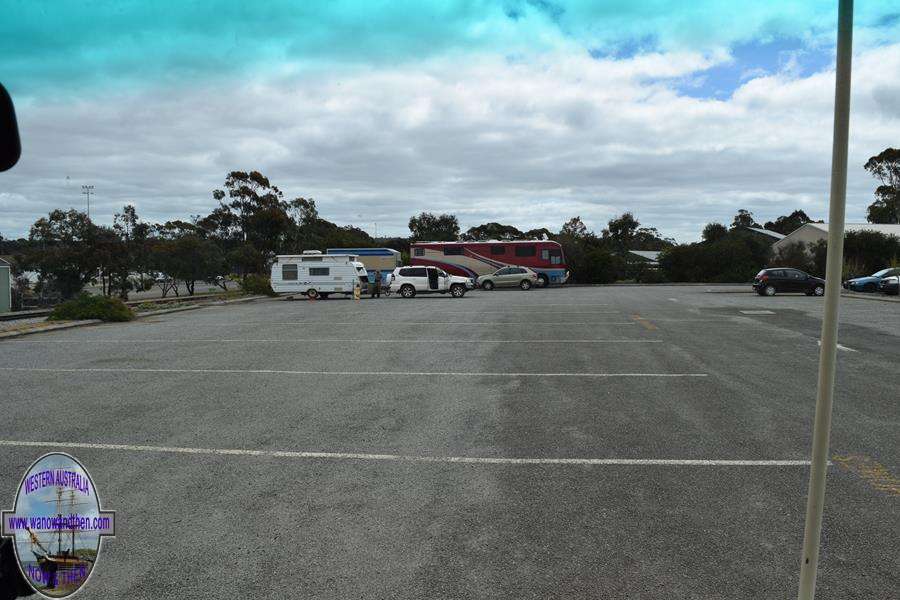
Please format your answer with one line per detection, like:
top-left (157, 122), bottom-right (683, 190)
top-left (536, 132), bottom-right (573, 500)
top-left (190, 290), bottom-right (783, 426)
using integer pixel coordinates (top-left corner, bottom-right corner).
top-left (411, 240), bottom-right (569, 287)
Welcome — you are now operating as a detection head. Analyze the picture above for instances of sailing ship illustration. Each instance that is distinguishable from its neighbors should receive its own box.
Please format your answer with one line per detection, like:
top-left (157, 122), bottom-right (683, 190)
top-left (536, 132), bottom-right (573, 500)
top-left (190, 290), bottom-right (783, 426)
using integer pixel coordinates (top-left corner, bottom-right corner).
top-left (23, 487), bottom-right (94, 593)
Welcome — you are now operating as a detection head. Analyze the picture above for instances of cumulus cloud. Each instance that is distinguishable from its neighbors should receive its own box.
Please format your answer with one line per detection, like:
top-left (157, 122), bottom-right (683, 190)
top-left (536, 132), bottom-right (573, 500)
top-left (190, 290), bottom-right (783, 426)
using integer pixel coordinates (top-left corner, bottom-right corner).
top-left (4, 1), bottom-right (899, 97)
top-left (3, 40), bottom-right (899, 242)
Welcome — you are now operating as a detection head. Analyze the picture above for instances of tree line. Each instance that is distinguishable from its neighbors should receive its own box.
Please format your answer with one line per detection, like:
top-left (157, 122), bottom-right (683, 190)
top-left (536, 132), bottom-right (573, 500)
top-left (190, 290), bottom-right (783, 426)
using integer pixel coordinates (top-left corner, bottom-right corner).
top-left (3, 171), bottom-right (383, 301)
top-left (0, 169), bottom-right (682, 299)
top-left (660, 148), bottom-right (900, 282)
top-left (0, 147), bottom-right (896, 300)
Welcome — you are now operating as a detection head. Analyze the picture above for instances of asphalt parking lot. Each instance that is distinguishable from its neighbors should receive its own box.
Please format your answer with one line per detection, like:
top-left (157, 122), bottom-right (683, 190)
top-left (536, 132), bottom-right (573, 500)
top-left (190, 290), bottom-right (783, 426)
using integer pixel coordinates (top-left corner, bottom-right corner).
top-left (1, 285), bottom-right (897, 599)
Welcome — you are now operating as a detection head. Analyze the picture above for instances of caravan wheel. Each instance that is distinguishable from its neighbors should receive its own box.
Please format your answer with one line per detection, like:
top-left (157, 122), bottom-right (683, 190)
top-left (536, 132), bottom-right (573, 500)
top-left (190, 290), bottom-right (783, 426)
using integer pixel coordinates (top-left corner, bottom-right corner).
top-left (307, 288), bottom-right (319, 299)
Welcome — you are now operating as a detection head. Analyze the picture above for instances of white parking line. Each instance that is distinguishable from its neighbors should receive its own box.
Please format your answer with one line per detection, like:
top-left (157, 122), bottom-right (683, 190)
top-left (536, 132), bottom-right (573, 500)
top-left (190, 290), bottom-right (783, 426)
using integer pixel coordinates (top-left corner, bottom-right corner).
top-left (0, 367), bottom-right (706, 378)
top-left (5, 339), bottom-right (665, 344)
top-left (624, 318), bottom-right (732, 322)
top-left (0, 440), bottom-right (811, 467)
top-left (434, 303), bottom-right (613, 307)
top-left (817, 340), bottom-right (858, 352)
top-left (412, 311), bottom-right (623, 315)
top-left (206, 321), bottom-right (639, 326)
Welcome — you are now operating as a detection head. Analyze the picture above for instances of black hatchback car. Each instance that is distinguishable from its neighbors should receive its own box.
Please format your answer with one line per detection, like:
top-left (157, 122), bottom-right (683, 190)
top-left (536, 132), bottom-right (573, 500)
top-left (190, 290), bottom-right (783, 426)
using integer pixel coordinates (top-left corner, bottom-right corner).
top-left (753, 268), bottom-right (825, 296)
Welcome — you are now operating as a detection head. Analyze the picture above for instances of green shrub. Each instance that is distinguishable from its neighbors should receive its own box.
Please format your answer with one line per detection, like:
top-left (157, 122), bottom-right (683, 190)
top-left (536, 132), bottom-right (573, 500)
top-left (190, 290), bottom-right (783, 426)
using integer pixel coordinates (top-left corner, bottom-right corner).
top-left (636, 268), bottom-right (668, 284)
top-left (239, 274), bottom-right (276, 296)
top-left (49, 293), bottom-right (135, 322)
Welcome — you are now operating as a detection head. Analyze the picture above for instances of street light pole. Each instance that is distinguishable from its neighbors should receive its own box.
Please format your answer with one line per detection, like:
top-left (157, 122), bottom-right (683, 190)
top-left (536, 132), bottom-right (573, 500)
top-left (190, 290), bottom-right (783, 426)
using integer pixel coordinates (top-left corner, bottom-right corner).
top-left (797, 1), bottom-right (853, 599)
top-left (81, 185), bottom-right (94, 220)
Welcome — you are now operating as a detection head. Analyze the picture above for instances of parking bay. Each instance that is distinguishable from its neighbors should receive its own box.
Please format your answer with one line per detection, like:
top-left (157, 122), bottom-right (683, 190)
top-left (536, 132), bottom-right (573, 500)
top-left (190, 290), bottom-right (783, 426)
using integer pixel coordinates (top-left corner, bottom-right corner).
top-left (0, 286), bottom-right (896, 599)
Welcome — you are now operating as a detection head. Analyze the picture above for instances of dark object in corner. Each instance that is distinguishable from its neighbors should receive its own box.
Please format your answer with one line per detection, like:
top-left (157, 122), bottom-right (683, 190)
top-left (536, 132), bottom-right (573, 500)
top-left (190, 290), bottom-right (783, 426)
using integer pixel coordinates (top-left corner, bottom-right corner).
top-left (0, 83), bottom-right (21, 172)
top-left (0, 537), bottom-right (33, 598)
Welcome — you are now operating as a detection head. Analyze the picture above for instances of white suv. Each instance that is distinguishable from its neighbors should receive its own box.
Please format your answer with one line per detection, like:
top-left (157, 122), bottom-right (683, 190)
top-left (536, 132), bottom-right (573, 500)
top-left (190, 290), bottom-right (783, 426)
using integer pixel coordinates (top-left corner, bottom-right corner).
top-left (387, 266), bottom-right (475, 298)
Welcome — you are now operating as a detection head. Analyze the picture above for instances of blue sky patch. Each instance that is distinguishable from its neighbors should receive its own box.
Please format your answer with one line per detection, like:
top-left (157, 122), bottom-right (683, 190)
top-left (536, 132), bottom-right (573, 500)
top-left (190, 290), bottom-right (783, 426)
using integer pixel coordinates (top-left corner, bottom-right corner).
top-left (674, 38), bottom-right (836, 99)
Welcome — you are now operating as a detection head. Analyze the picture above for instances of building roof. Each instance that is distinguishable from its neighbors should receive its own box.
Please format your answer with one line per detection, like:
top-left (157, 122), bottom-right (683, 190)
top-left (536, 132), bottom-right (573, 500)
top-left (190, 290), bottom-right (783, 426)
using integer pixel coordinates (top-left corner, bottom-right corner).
top-left (327, 247), bottom-right (400, 256)
top-left (773, 222), bottom-right (900, 251)
top-left (627, 250), bottom-right (661, 262)
top-left (743, 226), bottom-right (786, 240)
top-left (411, 239), bottom-right (556, 245)
top-left (805, 222), bottom-right (900, 235)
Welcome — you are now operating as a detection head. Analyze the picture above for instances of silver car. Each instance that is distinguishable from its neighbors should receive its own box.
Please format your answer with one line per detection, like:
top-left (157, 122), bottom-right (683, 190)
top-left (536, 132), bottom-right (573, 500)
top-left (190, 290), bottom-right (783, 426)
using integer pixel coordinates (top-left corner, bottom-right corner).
top-left (477, 266), bottom-right (539, 290)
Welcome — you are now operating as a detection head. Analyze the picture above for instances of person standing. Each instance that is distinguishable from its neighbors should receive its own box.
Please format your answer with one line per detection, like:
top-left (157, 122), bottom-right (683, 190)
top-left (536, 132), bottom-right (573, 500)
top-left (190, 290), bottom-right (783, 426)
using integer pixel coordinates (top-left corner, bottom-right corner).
top-left (370, 270), bottom-right (381, 298)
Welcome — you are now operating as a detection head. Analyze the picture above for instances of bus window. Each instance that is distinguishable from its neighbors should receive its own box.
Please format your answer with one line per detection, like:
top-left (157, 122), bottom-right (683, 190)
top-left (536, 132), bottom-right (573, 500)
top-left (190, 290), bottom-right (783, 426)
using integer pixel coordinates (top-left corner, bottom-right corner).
top-left (549, 248), bottom-right (562, 264)
top-left (490, 245), bottom-right (505, 255)
top-left (443, 246), bottom-right (464, 255)
top-left (514, 245), bottom-right (536, 257)
top-left (413, 248), bottom-right (424, 256)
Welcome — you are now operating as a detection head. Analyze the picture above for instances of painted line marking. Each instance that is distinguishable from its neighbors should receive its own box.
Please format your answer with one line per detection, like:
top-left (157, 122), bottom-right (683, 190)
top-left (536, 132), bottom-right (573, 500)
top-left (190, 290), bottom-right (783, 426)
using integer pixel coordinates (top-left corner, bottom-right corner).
top-left (410, 311), bottom-right (623, 315)
top-left (0, 367), bottom-right (707, 378)
top-left (399, 303), bottom-right (614, 307)
top-left (632, 314), bottom-right (658, 331)
top-left (740, 310), bottom-right (776, 315)
top-left (817, 340), bottom-right (858, 352)
top-left (630, 318), bottom-right (732, 322)
top-left (196, 321), bottom-right (639, 326)
top-left (0, 440), bottom-right (812, 467)
top-left (4, 339), bottom-right (665, 345)
top-left (668, 298), bottom-right (679, 302)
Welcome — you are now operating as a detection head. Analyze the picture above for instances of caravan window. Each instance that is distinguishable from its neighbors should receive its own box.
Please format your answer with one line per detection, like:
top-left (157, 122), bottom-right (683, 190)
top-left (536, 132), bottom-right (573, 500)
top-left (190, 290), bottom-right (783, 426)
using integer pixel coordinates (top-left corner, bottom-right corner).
top-left (301, 256), bottom-right (323, 262)
top-left (309, 267), bottom-right (330, 276)
top-left (281, 264), bottom-right (298, 280)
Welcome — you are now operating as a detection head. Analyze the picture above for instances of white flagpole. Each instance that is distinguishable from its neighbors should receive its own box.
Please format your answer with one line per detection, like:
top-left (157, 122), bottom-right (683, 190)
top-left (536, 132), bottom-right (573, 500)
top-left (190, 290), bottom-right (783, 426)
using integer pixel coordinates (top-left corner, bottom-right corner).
top-left (797, 1), bottom-right (853, 599)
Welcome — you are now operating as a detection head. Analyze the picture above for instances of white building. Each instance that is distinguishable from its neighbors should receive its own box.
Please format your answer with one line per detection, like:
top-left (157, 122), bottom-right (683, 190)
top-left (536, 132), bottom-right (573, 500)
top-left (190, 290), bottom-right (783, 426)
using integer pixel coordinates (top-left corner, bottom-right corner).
top-left (771, 222), bottom-right (900, 254)
top-left (743, 226), bottom-right (786, 242)
top-left (626, 250), bottom-right (661, 266)
top-left (0, 257), bottom-right (11, 313)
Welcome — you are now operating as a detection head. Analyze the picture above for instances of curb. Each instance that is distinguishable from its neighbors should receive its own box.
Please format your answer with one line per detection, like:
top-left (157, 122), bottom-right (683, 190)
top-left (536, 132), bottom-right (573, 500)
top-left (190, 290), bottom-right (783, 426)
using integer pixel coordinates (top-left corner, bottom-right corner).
top-left (133, 295), bottom-right (267, 317)
top-left (565, 283), bottom-right (747, 288)
top-left (135, 304), bottom-right (206, 318)
top-left (840, 292), bottom-right (900, 304)
top-left (0, 295), bottom-right (267, 340)
top-left (0, 320), bottom-right (102, 339)
top-left (214, 295), bottom-right (269, 304)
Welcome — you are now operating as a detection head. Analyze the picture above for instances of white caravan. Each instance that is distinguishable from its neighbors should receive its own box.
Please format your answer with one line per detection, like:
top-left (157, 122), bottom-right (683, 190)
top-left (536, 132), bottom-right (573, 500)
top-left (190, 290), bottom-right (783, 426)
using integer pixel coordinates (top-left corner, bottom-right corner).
top-left (271, 251), bottom-right (369, 299)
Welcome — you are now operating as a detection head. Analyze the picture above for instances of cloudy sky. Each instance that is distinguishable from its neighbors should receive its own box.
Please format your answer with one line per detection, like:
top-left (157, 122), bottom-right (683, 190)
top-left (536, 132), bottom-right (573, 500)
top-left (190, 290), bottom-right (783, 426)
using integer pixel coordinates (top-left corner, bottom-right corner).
top-left (1, 1), bottom-right (899, 242)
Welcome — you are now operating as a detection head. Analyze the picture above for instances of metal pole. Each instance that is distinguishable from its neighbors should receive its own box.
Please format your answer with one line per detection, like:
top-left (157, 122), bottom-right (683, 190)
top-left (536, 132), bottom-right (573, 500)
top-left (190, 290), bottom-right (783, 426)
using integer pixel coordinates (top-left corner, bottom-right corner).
top-left (797, 1), bottom-right (853, 599)
top-left (82, 184), bottom-right (94, 220)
